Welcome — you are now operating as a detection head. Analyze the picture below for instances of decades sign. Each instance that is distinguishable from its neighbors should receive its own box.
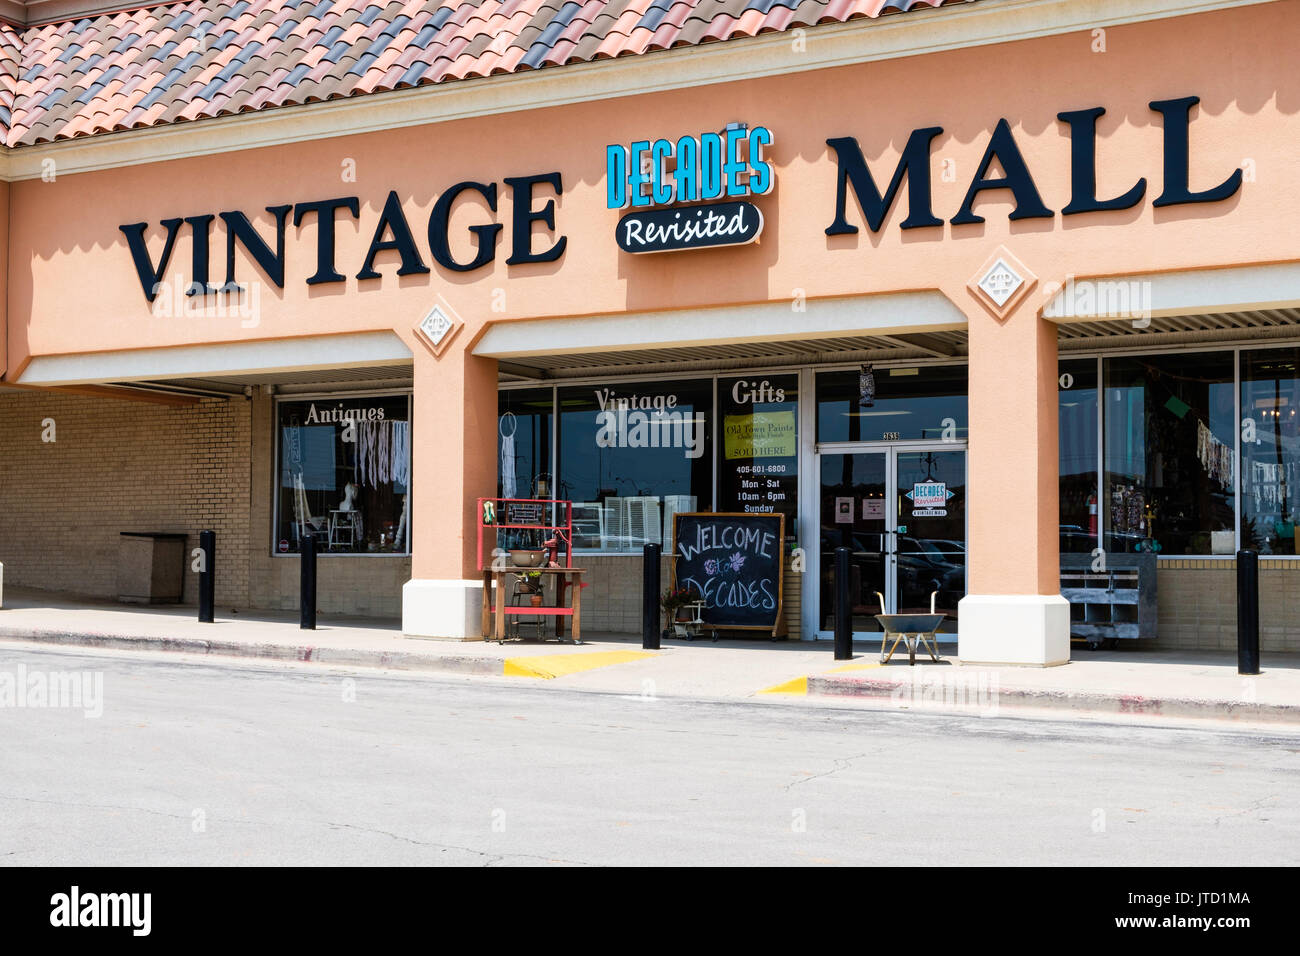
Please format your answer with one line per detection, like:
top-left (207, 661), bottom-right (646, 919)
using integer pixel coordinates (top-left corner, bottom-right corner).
top-left (613, 201), bottom-right (761, 254)
top-left (606, 125), bottom-right (773, 254)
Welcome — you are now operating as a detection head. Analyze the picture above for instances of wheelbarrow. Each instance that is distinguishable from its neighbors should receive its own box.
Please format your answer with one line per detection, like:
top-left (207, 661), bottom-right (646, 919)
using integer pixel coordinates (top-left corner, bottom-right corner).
top-left (874, 591), bottom-right (944, 666)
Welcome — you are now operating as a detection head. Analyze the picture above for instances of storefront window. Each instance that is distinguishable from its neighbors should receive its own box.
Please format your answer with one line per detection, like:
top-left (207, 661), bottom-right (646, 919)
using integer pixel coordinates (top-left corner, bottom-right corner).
top-left (276, 395), bottom-right (411, 555)
top-left (557, 379), bottom-right (712, 552)
top-left (1241, 348), bottom-right (1300, 555)
top-left (816, 365), bottom-right (967, 443)
top-left (1103, 353), bottom-right (1234, 555)
top-left (1059, 359), bottom-right (1099, 553)
top-left (498, 388), bottom-right (554, 499)
top-left (717, 374), bottom-right (798, 531)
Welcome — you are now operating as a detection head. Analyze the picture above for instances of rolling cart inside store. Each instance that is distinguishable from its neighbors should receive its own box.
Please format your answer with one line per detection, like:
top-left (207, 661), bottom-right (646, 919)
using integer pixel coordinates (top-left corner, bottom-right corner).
top-left (1060, 552), bottom-right (1157, 649)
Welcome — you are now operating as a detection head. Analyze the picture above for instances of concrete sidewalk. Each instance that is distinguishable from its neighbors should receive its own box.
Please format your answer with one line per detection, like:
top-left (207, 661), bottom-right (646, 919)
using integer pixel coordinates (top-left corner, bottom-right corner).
top-left (1, 587), bottom-right (1297, 727)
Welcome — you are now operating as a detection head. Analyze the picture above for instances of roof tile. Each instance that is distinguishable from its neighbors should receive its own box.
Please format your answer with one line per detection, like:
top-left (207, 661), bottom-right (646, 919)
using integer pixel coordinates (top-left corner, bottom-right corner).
top-left (0, 0), bottom-right (978, 146)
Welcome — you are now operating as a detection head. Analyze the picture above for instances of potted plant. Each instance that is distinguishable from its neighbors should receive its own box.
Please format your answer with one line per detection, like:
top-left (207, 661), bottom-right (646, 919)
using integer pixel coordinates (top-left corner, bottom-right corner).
top-left (518, 569), bottom-right (544, 607)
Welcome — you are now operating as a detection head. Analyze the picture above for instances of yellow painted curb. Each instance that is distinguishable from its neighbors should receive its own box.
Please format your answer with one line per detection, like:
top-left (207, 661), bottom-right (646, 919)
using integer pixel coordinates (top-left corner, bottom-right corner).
top-left (759, 660), bottom-right (884, 695)
top-left (757, 676), bottom-right (808, 696)
top-left (503, 650), bottom-right (656, 680)
top-left (826, 661), bottom-right (885, 674)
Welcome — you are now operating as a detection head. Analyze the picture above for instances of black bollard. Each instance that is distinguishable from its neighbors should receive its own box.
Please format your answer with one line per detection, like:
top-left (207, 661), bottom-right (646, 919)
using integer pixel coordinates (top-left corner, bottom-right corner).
top-left (198, 530), bottom-right (215, 623)
top-left (300, 534), bottom-right (317, 630)
top-left (643, 542), bottom-right (661, 650)
top-left (1237, 549), bottom-right (1260, 675)
top-left (834, 546), bottom-right (853, 660)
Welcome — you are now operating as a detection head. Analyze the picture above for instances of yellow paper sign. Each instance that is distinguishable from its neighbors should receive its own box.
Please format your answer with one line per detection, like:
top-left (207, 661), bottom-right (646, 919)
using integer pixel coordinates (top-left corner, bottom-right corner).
top-left (724, 411), bottom-right (796, 459)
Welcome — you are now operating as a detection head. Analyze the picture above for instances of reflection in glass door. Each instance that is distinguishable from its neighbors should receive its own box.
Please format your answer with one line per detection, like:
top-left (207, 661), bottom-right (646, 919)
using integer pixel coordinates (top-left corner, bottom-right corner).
top-left (819, 452), bottom-right (889, 634)
top-left (893, 449), bottom-right (965, 630)
top-left (818, 446), bottom-right (966, 637)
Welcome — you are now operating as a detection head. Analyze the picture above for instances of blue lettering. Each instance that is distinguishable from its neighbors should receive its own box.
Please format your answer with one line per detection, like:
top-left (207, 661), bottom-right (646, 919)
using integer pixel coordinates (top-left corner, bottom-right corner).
top-left (725, 127), bottom-right (747, 198)
top-left (629, 140), bottom-right (651, 208)
top-left (651, 139), bottom-right (674, 205)
top-left (700, 133), bottom-right (723, 200)
top-left (606, 144), bottom-right (628, 208)
top-left (748, 127), bottom-right (773, 195)
top-left (675, 136), bottom-right (698, 202)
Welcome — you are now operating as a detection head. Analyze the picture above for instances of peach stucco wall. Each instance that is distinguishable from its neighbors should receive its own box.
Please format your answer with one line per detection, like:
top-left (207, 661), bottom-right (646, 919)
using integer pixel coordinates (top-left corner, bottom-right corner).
top-left (5, 4), bottom-right (1299, 587)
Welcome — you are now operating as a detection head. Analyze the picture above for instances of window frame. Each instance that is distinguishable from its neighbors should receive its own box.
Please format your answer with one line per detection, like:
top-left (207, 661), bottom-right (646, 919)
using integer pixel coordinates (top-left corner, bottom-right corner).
top-left (271, 388), bottom-right (414, 558)
top-left (499, 340), bottom-right (1300, 562)
top-left (500, 365), bottom-right (812, 556)
top-left (1060, 341), bottom-right (1300, 560)
top-left (555, 375), bottom-right (717, 555)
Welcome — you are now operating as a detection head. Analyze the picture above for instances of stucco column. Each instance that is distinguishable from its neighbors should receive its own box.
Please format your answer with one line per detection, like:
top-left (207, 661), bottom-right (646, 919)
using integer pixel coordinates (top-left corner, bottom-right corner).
top-left (955, 257), bottom-right (1070, 665)
top-left (401, 335), bottom-right (498, 639)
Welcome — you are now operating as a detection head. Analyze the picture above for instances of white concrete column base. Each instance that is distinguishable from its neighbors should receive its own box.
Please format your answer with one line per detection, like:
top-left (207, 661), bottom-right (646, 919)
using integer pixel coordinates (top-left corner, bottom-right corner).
top-left (957, 594), bottom-right (1070, 666)
top-left (402, 578), bottom-right (484, 641)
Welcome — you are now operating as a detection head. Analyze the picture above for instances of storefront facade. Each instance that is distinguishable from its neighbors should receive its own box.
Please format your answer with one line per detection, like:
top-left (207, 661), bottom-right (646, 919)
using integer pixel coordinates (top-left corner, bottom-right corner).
top-left (1, 0), bottom-right (1297, 663)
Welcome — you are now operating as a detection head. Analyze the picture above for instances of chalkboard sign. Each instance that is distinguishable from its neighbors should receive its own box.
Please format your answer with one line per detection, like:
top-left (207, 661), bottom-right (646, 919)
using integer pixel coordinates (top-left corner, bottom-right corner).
top-left (671, 512), bottom-right (786, 635)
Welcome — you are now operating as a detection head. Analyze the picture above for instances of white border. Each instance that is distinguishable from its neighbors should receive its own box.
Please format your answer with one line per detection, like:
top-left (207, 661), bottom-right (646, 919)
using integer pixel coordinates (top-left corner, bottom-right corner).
top-left (474, 293), bottom-right (966, 359)
top-left (16, 331), bottom-right (414, 386)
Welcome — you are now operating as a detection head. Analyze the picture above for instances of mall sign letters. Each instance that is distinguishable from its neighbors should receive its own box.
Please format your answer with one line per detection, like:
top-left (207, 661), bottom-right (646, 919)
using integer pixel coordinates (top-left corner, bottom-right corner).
top-left (826, 95), bottom-right (1242, 236)
top-left (119, 95), bottom-right (1242, 299)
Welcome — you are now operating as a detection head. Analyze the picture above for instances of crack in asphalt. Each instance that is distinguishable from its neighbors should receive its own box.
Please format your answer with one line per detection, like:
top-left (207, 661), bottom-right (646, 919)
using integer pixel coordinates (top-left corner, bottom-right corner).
top-left (0, 793), bottom-right (590, 866)
top-left (0, 791), bottom-right (196, 823)
top-left (321, 820), bottom-right (589, 867)
top-left (784, 751), bottom-right (874, 792)
top-left (1211, 794), bottom-right (1278, 827)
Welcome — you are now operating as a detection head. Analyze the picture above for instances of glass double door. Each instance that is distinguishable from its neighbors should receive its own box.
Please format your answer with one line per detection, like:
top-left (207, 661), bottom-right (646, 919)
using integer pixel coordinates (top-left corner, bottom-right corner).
top-left (818, 445), bottom-right (966, 636)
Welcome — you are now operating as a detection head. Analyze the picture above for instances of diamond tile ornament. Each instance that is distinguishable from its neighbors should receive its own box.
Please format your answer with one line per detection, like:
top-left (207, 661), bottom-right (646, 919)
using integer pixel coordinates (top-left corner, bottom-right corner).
top-left (415, 302), bottom-right (461, 356)
top-left (420, 306), bottom-right (453, 346)
top-left (978, 259), bottom-right (1023, 307)
top-left (967, 246), bottom-right (1038, 320)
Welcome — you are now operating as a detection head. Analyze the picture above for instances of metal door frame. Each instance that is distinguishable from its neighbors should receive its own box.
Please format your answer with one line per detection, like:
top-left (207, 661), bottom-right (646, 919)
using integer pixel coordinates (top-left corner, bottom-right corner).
top-left (811, 440), bottom-right (968, 641)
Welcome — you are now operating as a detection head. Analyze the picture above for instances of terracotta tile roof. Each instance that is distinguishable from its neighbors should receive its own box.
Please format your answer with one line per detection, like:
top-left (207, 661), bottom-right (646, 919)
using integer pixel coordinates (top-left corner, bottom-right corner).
top-left (0, 0), bottom-right (976, 147)
top-left (0, 22), bottom-right (19, 137)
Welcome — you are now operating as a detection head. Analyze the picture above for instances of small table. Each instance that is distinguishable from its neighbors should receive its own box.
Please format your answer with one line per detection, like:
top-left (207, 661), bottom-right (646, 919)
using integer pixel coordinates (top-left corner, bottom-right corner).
top-left (481, 566), bottom-right (586, 644)
top-left (672, 600), bottom-right (711, 641)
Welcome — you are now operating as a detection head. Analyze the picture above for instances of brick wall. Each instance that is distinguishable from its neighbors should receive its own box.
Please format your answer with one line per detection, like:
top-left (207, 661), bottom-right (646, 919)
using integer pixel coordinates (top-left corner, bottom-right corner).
top-left (1155, 561), bottom-right (1300, 652)
top-left (0, 387), bottom-right (411, 618)
top-left (0, 390), bottom-right (251, 607)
